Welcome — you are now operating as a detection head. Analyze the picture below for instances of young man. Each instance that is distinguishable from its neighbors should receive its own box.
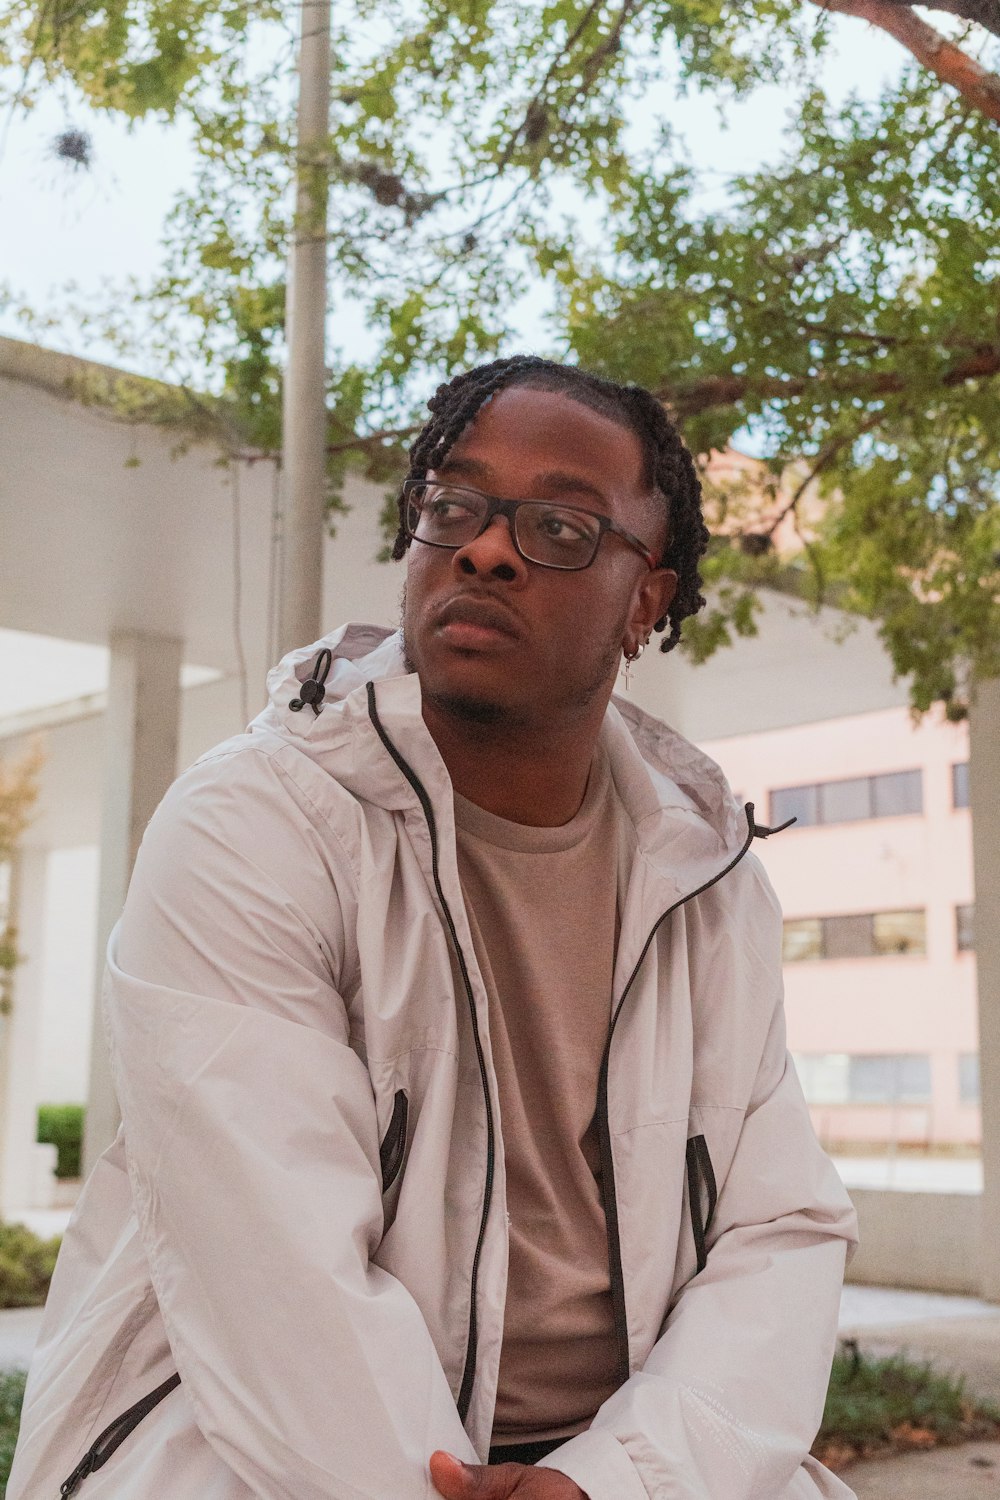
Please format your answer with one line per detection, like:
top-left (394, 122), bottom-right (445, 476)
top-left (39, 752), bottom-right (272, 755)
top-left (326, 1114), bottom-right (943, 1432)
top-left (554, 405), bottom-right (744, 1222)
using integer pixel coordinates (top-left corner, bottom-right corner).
top-left (10, 357), bottom-right (857, 1500)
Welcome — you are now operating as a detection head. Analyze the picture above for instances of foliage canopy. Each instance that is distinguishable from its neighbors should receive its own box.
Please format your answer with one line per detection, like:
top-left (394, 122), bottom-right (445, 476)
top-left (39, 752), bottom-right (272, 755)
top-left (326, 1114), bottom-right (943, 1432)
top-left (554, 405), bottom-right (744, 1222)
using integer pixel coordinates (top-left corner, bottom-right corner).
top-left (2, 0), bottom-right (998, 713)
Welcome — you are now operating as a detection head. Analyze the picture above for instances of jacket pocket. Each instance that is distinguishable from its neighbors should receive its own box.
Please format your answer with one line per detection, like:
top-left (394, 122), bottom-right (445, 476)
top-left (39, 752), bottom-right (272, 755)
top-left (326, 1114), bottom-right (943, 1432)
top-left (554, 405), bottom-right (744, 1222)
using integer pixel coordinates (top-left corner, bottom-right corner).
top-left (59, 1372), bottom-right (181, 1497)
top-left (379, 1088), bottom-right (409, 1193)
top-left (685, 1134), bottom-right (718, 1274)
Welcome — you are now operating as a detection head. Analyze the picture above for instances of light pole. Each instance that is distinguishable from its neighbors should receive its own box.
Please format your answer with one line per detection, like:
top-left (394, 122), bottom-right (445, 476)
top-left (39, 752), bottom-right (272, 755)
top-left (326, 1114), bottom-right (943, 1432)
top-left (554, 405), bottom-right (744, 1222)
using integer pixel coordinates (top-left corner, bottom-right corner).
top-left (278, 0), bottom-right (332, 658)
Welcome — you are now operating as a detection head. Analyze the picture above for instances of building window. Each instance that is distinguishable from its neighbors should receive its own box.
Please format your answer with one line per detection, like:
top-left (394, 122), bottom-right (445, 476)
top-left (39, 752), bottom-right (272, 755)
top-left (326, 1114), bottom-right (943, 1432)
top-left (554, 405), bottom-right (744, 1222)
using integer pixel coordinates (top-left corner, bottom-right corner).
top-left (873, 910), bottom-right (927, 956)
top-left (793, 1053), bottom-right (849, 1104)
top-left (956, 904), bottom-right (975, 953)
top-left (959, 1053), bottom-right (980, 1105)
top-left (794, 1052), bottom-right (932, 1105)
top-left (771, 770), bottom-right (923, 829)
top-left (820, 777), bottom-right (870, 824)
top-left (824, 913), bottom-right (876, 960)
top-left (953, 762), bottom-right (970, 809)
top-left (849, 1054), bottom-right (932, 1104)
top-left (873, 770), bottom-right (924, 818)
top-left (771, 784), bottom-right (819, 829)
top-left (782, 918), bottom-right (823, 962)
top-left (783, 910), bottom-right (926, 960)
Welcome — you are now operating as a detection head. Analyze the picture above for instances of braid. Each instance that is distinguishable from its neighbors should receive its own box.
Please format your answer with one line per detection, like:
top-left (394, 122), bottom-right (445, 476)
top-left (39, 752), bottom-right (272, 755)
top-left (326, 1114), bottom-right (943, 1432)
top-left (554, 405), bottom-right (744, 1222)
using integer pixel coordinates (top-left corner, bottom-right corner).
top-left (392, 355), bottom-right (708, 653)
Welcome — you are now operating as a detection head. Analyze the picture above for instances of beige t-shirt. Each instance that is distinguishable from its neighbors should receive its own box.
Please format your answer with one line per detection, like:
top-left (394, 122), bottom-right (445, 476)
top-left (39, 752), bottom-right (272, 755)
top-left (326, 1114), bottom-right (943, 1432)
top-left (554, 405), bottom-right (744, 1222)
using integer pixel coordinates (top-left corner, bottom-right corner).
top-left (454, 750), bottom-right (630, 1443)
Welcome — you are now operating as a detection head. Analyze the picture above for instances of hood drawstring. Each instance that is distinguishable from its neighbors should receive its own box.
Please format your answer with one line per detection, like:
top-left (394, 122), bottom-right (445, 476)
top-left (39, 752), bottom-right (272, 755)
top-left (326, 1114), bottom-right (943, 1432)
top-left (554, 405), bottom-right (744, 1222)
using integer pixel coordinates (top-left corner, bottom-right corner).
top-left (745, 803), bottom-right (797, 839)
top-left (290, 648), bottom-right (333, 716)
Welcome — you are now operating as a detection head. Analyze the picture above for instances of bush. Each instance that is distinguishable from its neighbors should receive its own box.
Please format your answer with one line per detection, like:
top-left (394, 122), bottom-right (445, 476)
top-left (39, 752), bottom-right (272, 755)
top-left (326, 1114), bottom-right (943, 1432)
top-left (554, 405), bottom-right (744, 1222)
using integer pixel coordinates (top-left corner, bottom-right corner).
top-left (814, 1338), bottom-right (1000, 1468)
top-left (0, 1369), bottom-right (26, 1497)
top-left (0, 1223), bottom-right (59, 1310)
top-left (37, 1104), bottom-right (84, 1180)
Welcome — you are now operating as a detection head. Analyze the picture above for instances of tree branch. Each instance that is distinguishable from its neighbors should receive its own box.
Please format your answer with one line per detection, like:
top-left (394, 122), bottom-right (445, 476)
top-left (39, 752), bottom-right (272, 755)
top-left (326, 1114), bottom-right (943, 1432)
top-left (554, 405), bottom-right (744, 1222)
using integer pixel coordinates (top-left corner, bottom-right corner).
top-left (874, 0), bottom-right (1000, 38)
top-left (660, 344), bottom-right (1000, 419)
top-left (808, 0), bottom-right (1000, 121)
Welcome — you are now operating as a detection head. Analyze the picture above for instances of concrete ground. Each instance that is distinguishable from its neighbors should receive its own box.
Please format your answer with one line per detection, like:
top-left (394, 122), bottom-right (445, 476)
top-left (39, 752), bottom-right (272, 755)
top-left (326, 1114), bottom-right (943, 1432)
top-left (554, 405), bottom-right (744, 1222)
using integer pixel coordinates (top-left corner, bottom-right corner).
top-left (844, 1439), bottom-right (1000, 1498)
top-left (838, 1292), bottom-right (1000, 1498)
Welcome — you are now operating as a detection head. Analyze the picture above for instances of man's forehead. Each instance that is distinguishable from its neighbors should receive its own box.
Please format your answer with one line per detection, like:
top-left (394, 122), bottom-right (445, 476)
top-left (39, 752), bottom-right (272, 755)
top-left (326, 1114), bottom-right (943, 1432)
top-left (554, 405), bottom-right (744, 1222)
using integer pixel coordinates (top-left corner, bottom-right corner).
top-left (436, 384), bottom-right (648, 494)
top-left (435, 450), bottom-right (610, 505)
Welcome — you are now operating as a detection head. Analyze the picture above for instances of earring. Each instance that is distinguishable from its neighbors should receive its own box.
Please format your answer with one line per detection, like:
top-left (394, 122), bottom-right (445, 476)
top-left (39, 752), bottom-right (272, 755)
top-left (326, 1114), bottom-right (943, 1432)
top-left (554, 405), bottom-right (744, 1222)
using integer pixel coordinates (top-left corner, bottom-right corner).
top-left (622, 641), bottom-right (645, 692)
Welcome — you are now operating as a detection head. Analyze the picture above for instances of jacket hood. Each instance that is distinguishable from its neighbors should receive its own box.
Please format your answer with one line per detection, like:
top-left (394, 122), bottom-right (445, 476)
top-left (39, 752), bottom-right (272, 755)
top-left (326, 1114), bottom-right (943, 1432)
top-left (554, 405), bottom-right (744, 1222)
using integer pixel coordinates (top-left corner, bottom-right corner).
top-left (248, 622), bottom-right (748, 860)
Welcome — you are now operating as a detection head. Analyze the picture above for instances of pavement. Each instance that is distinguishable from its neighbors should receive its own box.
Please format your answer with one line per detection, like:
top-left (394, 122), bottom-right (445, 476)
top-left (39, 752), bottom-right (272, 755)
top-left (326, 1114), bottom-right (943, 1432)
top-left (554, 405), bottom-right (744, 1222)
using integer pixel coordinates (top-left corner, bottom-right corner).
top-left (837, 1289), bottom-right (1000, 1498)
top-left (4, 1283), bottom-right (1000, 1494)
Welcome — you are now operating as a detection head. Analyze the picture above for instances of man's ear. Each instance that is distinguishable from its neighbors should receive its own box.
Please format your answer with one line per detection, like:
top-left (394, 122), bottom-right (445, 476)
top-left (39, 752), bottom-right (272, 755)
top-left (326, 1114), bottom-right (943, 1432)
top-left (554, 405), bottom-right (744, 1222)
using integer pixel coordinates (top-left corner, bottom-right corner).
top-left (627, 568), bottom-right (678, 651)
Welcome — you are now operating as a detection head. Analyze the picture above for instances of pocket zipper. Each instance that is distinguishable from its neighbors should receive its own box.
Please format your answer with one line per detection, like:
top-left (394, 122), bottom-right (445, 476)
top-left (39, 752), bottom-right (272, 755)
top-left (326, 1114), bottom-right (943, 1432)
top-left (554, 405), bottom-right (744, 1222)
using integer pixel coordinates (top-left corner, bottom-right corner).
top-left (685, 1134), bottom-right (718, 1274)
top-left (379, 1088), bottom-right (409, 1193)
top-left (59, 1371), bottom-right (181, 1497)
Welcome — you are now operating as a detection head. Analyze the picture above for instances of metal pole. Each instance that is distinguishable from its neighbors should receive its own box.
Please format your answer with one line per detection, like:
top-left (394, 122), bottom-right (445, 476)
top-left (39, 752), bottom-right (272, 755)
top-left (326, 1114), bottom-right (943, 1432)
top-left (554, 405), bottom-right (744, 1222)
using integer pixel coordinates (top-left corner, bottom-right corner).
top-left (278, 0), bottom-right (331, 657)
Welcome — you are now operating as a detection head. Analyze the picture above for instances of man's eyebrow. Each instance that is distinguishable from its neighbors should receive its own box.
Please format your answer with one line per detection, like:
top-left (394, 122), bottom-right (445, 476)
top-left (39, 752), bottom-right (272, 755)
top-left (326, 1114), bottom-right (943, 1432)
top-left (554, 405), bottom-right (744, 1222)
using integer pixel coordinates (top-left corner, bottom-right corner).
top-left (436, 455), bottom-right (491, 481)
top-left (436, 456), bottom-right (609, 506)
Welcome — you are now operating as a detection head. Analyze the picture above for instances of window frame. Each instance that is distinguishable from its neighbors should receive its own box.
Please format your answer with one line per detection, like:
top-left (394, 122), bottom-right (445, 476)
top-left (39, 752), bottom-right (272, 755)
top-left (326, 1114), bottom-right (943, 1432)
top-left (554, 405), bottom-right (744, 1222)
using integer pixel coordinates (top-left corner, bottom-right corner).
top-left (770, 769), bottom-right (923, 830)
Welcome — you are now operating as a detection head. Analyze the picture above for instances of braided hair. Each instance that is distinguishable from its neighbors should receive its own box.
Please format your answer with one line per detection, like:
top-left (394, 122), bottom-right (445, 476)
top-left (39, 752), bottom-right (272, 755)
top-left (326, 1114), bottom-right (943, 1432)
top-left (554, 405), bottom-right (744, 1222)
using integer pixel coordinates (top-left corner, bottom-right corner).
top-left (391, 354), bottom-right (708, 652)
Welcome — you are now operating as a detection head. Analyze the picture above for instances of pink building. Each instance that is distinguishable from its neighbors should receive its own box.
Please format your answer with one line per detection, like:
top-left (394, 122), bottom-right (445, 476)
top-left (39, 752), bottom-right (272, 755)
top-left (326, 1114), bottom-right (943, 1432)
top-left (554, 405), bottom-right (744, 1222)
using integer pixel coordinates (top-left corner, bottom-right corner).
top-left (702, 706), bottom-right (978, 1149)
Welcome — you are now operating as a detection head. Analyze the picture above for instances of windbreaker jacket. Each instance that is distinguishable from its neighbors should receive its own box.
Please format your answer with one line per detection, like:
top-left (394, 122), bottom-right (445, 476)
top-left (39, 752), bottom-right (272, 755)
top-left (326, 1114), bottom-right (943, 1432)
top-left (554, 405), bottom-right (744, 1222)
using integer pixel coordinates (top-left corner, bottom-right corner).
top-left (10, 623), bottom-right (859, 1500)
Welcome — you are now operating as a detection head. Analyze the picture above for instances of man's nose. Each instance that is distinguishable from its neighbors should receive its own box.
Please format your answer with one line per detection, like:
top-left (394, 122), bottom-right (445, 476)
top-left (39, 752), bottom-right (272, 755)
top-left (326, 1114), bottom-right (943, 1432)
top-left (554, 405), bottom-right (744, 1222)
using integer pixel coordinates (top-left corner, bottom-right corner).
top-left (452, 515), bottom-right (529, 582)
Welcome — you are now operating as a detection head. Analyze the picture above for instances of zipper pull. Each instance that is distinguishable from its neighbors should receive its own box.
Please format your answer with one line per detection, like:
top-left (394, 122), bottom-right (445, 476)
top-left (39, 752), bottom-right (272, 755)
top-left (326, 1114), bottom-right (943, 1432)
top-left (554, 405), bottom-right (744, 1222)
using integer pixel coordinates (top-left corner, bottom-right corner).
top-left (60, 1451), bottom-right (96, 1497)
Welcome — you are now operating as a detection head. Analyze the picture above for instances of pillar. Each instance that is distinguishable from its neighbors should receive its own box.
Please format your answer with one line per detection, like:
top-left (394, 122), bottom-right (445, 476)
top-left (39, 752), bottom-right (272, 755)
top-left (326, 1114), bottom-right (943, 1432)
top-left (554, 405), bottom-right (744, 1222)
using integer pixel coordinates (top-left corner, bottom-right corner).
top-left (81, 631), bottom-right (182, 1179)
top-left (970, 674), bottom-right (1000, 1300)
top-left (0, 848), bottom-right (49, 1217)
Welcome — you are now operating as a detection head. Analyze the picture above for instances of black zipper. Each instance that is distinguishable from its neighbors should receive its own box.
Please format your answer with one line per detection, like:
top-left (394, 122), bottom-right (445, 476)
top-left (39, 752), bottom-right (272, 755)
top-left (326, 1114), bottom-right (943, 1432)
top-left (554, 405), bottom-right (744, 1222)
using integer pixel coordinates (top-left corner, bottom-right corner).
top-left (685, 1134), bottom-right (718, 1275)
top-left (59, 1372), bottom-right (181, 1496)
top-left (366, 681), bottom-right (496, 1423)
top-left (380, 1088), bottom-right (409, 1192)
top-left (596, 803), bottom-right (785, 1385)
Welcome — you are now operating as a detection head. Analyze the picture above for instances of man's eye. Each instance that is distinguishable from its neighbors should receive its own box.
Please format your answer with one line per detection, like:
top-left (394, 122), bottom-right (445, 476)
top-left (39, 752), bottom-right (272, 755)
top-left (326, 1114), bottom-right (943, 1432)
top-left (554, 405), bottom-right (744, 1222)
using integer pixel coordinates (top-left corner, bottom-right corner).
top-left (539, 511), bottom-right (592, 542)
top-left (428, 494), bottom-right (476, 521)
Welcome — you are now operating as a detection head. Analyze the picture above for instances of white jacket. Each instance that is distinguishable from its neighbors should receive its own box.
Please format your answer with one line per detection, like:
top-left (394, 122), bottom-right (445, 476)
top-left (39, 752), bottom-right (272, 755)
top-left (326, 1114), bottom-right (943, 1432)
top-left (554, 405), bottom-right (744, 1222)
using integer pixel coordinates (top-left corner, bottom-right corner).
top-left (10, 623), bottom-right (858, 1500)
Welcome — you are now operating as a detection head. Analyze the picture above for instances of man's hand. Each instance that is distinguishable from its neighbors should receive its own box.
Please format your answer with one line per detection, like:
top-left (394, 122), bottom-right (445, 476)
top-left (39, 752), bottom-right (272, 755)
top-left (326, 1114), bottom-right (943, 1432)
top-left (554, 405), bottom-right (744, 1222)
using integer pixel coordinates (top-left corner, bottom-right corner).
top-left (429, 1451), bottom-right (590, 1500)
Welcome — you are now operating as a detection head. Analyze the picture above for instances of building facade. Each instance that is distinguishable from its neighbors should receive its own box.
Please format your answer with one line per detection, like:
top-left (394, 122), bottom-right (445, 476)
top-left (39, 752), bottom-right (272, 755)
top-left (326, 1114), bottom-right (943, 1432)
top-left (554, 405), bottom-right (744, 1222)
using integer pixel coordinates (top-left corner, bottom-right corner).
top-left (703, 705), bottom-right (978, 1150)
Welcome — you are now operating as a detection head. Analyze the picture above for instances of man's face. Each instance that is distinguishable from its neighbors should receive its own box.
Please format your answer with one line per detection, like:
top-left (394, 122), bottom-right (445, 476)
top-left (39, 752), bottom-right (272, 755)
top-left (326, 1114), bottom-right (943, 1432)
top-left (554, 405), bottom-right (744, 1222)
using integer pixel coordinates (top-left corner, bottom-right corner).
top-left (402, 385), bottom-right (678, 731)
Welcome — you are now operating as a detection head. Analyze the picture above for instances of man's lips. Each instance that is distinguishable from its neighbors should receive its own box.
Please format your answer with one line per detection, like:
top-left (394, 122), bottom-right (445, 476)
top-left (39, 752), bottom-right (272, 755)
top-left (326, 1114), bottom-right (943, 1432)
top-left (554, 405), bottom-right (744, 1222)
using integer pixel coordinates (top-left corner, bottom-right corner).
top-left (434, 596), bottom-right (523, 645)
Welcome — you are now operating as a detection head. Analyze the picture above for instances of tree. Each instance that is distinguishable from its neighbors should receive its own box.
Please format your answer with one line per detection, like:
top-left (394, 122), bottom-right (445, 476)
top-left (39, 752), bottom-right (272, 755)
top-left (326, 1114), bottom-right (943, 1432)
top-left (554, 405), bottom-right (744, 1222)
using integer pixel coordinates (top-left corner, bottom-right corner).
top-left (1, 0), bottom-right (997, 712)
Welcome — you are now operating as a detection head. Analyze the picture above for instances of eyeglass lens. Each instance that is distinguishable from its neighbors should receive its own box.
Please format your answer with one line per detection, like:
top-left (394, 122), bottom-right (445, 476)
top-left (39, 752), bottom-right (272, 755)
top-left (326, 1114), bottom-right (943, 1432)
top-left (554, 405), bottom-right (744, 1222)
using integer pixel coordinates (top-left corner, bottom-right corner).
top-left (407, 485), bottom-right (602, 570)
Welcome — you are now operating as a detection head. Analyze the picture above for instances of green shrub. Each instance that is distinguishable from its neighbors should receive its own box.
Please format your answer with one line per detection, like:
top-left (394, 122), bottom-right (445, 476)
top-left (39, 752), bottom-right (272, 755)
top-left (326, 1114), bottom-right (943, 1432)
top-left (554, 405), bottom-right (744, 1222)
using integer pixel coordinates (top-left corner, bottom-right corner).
top-left (815, 1338), bottom-right (1000, 1465)
top-left (0, 1369), bottom-right (26, 1497)
top-left (37, 1104), bottom-right (84, 1180)
top-left (0, 1223), bottom-right (59, 1310)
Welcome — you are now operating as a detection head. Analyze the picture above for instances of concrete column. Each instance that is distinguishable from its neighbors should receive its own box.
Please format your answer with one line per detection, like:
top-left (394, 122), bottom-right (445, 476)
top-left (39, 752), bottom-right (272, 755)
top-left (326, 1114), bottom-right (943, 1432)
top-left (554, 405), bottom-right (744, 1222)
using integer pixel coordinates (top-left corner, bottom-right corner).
top-left (0, 848), bottom-right (49, 1217)
top-left (970, 674), bottom-right (1000, 1300)
top-left (82, 632), bottom-right (182, 1179)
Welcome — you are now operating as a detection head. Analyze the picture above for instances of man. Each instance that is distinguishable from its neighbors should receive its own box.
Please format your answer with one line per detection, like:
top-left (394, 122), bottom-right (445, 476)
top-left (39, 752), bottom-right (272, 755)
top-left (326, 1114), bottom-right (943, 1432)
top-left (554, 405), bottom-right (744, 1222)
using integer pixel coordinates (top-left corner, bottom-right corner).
top-left (10, 356), bottom-right (857, 1500)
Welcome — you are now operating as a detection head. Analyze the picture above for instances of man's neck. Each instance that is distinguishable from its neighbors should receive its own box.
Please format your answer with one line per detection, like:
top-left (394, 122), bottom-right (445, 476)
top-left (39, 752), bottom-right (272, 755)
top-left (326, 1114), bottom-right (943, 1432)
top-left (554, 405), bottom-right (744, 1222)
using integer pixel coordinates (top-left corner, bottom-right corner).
top-left (421, 698), bottom-right (607, 827)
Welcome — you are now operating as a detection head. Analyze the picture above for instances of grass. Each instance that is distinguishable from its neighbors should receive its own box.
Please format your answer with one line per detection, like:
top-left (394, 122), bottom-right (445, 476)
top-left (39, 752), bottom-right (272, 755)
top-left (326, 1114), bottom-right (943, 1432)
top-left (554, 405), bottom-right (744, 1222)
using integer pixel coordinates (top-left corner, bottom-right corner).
top-left (0, 1369), bottom-right (26, 1497)
top-left (813, 1338), bottom-right (1000, 1470)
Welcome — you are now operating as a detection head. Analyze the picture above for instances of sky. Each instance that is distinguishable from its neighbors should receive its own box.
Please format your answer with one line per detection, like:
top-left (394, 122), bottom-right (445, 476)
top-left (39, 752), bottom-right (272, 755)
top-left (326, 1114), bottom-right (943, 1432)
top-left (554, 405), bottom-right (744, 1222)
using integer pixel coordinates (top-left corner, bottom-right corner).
top-left (0, 13), bottom-right (908, 714)
top-left (0, 15), bottom-right (908, 373)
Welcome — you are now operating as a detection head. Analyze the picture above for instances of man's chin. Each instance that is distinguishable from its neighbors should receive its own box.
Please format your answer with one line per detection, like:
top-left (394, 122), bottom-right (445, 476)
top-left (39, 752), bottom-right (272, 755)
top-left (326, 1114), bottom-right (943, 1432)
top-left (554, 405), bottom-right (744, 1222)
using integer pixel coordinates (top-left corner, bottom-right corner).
top-left (423, 685), bottom-right (519, 729)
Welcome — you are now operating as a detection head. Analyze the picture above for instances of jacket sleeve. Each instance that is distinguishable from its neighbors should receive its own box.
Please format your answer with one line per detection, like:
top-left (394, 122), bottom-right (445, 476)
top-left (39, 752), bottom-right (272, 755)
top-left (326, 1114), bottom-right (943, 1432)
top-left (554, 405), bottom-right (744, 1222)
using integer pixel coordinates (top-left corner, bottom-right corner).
top-left (105, 744), bottom-right (478, 1500)
top-left (538, 909), bottom-right (858, 1499)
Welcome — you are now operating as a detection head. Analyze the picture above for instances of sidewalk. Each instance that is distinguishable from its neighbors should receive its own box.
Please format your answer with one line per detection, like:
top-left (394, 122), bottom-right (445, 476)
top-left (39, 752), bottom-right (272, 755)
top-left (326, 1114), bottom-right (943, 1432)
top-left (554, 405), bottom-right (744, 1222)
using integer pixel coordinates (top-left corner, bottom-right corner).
top-left (840, 1289), bottom-right (1000, 1498)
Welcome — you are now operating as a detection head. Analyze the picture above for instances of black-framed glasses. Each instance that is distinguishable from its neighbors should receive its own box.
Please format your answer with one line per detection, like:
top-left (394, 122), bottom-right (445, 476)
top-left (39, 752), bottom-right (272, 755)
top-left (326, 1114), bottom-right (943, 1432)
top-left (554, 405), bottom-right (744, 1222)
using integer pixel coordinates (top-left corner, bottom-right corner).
top-left (402, 481), bottom-right (659, 573)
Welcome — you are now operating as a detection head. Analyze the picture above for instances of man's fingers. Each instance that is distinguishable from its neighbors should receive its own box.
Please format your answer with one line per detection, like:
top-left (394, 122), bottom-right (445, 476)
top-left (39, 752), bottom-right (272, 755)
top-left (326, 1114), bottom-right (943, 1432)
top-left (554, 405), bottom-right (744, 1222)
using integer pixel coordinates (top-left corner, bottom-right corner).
top-left (428, 1450), bottom-right (521, 1498)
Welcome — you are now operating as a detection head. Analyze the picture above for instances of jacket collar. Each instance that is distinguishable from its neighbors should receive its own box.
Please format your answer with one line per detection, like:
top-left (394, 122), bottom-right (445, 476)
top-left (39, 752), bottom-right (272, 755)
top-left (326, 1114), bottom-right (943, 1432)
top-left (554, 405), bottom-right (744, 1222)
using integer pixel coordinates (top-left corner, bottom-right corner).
top-left (249, 623), bottom-right (751, 891)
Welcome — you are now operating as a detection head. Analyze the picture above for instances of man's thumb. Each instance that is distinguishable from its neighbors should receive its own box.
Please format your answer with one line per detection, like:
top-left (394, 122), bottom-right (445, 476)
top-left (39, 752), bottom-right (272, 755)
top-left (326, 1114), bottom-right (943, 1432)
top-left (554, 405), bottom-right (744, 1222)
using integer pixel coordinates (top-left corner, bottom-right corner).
top-left (429, 1450), bottom-right (503, 1498)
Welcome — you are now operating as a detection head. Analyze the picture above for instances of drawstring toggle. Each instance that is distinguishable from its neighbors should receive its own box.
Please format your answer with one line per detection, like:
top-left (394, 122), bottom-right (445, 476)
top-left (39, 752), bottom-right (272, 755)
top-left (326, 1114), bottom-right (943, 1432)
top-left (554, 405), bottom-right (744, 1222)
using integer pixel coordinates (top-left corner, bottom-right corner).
top-left (290, 648), bottom-right (333, 716)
